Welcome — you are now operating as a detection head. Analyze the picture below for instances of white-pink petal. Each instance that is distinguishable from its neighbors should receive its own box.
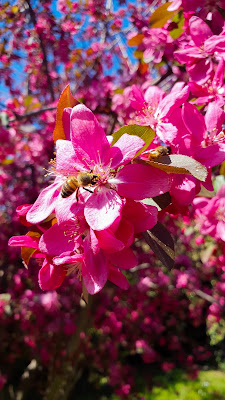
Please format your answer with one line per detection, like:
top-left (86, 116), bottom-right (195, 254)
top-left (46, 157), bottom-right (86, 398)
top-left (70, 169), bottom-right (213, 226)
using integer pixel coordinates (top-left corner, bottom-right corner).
top-left (110, 133), bottom-right (145, 169)
top-left (26, 181), bottom-right (61, 224)
top-left (84, 187), bottom-right (123, 231)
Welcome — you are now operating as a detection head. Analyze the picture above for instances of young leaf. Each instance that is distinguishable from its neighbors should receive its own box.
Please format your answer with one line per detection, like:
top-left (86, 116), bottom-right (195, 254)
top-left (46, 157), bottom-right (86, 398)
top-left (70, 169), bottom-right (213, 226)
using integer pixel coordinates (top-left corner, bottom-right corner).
top-left (149, 2), bottom-right (179, 28)
top-left (134, 154), bottom-right (207, 182)
top-left (112, 125), bottom-right (155, 156)
top-left (53, 85), bottom-right (79, 143)
top-left (21, 231), bottom-right (41, 269)
top-left (128, 34), bottom-right (144, 46)
top-left (143, 222), bottom-right (175, 269)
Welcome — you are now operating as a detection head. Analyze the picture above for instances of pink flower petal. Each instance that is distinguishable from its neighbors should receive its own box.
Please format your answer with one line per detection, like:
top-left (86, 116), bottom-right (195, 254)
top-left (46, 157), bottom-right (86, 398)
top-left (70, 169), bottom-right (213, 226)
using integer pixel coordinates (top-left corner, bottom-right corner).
top-left (55, 190), bottom-right (85, 224)
top-left (38, 259), bottom-right (66, 291)
top-left (123, 200), bottom-right (158, 232)
top-left (108, 265), bottom-right (129, 290)
top-left (182, 103), bottom-right (206, 145)
top-left (188, 58), bottom-right (213, 84)
top-left (108, 247), bottom-right (137, 269)
top-left (39, 221), bottom-right (82, 255)
top-left (110, 133), bottom-right (145, 169)
top-left (62, 107), bottom-right (72, 140)
top-left (113, 164), bottom-right (171, 200)
top-left (8, 235), bottom-right (39, 248)
top-left (156, 86), bottom-right (189, 118)
top-left (113, 218), bottom-right (134, 247)
top-left (70, 104), bottom-right (111, 169)
top-left (205, 102), bottom-right (225, 133)
top-left (156, 122), bottom-right (177, 144)
top-left (82, 238), bottom-right (108, 294)
top-left (53, 252), bottom-right (83, 265)
top-left (171, 175), bottom-right (197, 206)
top-left (84, 187), bottom-right (123, 230)
top-left (189, 17), bottom-right (212, 47)
top-left (144, 86), bottom-right (165, 104)
top-left (217, 221), bottom-right (225, 241)
top-left (197, 144), bottom-right (225, 168)
top-left (95, 229), bottom-right (125, 253)
top-left (56, 139), bottom-right (79, 174)
top-left (26, 181), bottom-right (61, 224)
top-left (90, 228), bottom-right (100, 255)
top-left (129, 85), bottom-right (145, 110)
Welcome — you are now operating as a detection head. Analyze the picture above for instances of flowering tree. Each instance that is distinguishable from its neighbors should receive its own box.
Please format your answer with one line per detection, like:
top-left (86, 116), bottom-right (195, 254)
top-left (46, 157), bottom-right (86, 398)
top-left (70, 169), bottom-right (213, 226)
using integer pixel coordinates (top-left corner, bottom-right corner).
top-left (1, 0), bottom-right (225, 398)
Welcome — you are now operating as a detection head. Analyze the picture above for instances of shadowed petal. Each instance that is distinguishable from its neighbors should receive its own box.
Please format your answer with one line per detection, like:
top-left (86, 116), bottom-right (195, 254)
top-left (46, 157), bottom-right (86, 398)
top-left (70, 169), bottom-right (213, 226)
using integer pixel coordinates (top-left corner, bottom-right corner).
top-left (108, 247), bottom-right (137, 269)
top-left (108, 266), bottom-right (129, 290)
top-left (82, 238), bottom-right (108, 294)
top-left (39, 222), bottom-right (82, 256)
top-left (39, 259), bottom-right (66, 290)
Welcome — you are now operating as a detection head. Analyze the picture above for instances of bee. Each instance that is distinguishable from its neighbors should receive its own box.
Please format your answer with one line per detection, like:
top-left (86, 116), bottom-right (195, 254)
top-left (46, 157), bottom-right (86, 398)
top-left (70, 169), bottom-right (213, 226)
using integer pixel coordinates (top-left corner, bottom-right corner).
top-left (148, 146), bottom-right (170, 161)
top-left (61, 172), bottom-right (98, 200)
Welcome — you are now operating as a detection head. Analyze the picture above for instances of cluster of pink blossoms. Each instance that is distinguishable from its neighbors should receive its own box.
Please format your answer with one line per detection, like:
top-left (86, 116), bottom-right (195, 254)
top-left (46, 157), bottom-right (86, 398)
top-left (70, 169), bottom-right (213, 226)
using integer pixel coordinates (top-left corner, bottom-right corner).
top-left (9, 104), bottom-right (175, 295)
top-left (193, 184), bottom-right (225, 242)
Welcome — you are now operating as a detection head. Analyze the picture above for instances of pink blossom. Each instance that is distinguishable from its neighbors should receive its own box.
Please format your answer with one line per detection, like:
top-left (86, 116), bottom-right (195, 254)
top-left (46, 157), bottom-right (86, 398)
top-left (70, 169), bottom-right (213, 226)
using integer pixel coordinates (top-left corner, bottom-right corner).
top-left (189, 59), bottom-right (225, 106)
top-left (26, 104), bottom-right (171, 231)
top-left (129, 83), bottom-right (189, 144)
top-left (142, 28), bottom-right (173, 64)
top-left (175, 17), bottom-right (225, 84)
top-left (193, 184), bottom-right (225, 242)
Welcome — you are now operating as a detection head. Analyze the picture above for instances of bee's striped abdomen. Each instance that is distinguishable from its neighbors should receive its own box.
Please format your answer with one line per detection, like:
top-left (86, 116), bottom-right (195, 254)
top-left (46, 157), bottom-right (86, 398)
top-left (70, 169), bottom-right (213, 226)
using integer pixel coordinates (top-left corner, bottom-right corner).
top-left (61, 176), bottom-right (78, 198)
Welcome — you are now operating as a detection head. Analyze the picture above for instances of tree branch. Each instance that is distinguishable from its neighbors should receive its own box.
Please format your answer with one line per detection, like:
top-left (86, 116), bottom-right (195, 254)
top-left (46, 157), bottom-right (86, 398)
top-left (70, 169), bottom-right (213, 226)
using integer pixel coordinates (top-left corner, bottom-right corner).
top-left (25, 0), bottom-right (55, 102)
top-left (8, 106), bottom-right (56, 123)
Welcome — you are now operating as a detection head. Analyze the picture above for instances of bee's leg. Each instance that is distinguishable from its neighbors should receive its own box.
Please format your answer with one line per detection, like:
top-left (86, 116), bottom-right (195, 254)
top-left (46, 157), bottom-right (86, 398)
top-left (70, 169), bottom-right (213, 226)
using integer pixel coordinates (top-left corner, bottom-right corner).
top-left (76, 188), bottom-right (79, 202)
top-left (83, 188), bottom-right (94, 194)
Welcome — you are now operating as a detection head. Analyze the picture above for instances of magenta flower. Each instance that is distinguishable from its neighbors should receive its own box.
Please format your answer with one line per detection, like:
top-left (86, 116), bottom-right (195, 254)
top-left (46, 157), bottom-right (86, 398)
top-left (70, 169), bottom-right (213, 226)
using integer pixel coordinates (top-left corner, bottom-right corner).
top-left (168, 102), bottom-right (225, 169)
top-left (175, 16), bottom-right (225, 84)
top-left (129, 83), bottom-right (189, 144)
top-left (8, 233), bottom-right (67, 291)
top-left (142, 28), bottom-right (173, 64)
top-left (189, 59), bottom-right (225, 106)
top-left (193, 184), bottom-right (225, 241)
top-left (26, 104), bottom-right (171, 231)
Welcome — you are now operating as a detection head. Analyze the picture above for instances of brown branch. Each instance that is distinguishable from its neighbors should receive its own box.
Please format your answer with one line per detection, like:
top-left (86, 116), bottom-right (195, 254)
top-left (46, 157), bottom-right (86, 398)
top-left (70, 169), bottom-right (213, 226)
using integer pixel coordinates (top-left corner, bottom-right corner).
top-left (25, 0), bottom-right (55, 102)
top-left (8, 106), bottom-right (56, 123)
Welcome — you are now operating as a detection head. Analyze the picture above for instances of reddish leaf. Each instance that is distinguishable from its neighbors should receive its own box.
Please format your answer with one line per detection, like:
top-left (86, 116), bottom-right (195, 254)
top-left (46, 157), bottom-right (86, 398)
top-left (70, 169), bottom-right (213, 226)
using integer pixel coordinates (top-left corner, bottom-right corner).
top-left (53, 85), bottom-right (79, 143)
top-left (128, 34), bottom-right (144, 46)
top-left (21, 231), bottom-right (41, 269)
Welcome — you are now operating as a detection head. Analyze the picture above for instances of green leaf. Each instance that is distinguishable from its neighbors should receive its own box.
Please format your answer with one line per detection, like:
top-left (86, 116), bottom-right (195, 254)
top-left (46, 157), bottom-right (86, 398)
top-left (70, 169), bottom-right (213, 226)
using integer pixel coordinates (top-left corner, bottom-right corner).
top-left (169, 11), bottom-right (184, 39)
top-left (0, 112), bottom-right (9, 127)
top-left (142, 192), bottom-right (171, 211)
top-left (143, 222), bottom-right (175, 269)
top-left (112, 125), bottom-right (155, 157)
top-left (213, 175), bottom-right (225, 193)
top-left (134, 154), bottom-right (207, 181)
